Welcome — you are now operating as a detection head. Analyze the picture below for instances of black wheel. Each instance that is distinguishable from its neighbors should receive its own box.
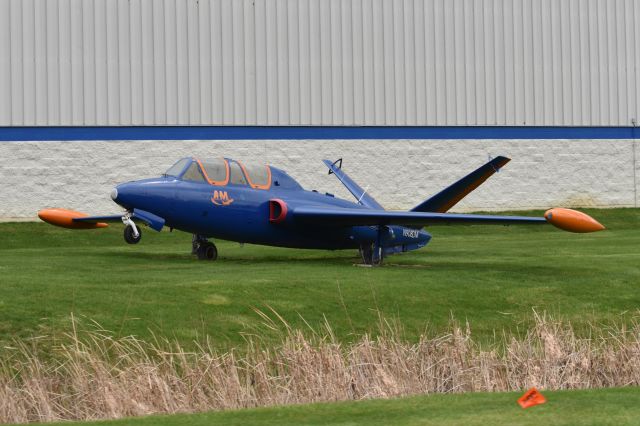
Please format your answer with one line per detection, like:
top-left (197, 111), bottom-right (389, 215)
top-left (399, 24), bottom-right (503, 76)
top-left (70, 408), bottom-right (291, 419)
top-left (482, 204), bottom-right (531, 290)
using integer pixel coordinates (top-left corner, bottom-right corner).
top-left (124, 225), bottom-right (142, 244)
top-left (359, 244), bottom-right (374, 265)
top-left (197, 242), bottom-right (218, 261)
top-left (373, 246), bottom-right (384, 266)
top-left (359, 244), bottom-right (383, 266)
top-left (191, 234), bottom-right (199, 254)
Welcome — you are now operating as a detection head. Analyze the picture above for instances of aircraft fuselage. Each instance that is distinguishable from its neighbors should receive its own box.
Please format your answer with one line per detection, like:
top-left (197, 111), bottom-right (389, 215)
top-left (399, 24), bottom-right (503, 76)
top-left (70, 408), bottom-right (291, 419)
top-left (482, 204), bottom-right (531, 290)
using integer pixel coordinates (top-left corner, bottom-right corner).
top-left (113, 176), bottom-right (431, 253)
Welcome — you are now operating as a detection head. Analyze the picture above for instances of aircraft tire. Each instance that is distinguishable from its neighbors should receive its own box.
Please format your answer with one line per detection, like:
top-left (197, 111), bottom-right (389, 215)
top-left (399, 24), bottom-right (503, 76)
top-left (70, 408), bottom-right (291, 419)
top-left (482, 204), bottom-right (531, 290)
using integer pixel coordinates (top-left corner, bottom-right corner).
top-left (373, 246), bottom-right (384, 266)
top-left (124, 225), bottom-right (142, 244)
top-left (359, 244), bottom-right (383, 266)
top-left (197, 242), bottom-right (218, 261)
top-left (359, 245), bottom-right (374, 265)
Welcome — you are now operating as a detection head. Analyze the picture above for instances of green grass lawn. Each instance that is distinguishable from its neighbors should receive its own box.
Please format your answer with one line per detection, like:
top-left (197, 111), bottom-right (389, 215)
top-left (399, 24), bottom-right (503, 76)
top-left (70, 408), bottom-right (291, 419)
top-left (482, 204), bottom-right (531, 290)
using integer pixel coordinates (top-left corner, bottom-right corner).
top-left (47, 387), bottom-right (640, 426)
top-left (0, 208), bottom-right (638, 349)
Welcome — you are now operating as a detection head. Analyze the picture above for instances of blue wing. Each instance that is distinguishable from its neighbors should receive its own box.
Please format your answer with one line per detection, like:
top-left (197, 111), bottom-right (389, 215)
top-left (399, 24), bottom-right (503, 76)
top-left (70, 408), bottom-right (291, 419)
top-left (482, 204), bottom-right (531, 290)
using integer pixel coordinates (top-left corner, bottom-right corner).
top-left (292, 206), bottom-right (547, 227)
top-left (72, 215), bottom-right (122, 223)
top-left (73, 208), bottom-right (165, 231)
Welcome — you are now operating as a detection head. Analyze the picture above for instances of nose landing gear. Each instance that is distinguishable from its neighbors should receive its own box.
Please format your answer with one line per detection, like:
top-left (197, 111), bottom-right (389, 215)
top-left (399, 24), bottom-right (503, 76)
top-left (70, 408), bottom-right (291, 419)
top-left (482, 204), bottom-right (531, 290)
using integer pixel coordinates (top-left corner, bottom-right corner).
top-left (124, 224), bottom-right (142, 244)
top-left (192, 234), bottom-right (218, 261)
top-left (122, 214), bottom-right (141, 244)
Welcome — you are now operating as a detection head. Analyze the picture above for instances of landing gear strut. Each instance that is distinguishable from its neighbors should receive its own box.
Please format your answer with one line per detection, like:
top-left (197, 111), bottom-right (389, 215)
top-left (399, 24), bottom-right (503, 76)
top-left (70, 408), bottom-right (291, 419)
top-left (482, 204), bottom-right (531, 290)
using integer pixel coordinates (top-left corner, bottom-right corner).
top-left (359, 244), bottom-right (383, 266)
top-left (122, 213), bottom-right (141, 244)
top-left (192, 234), bottom-right (218, 261)
top-left (359, 225), bottom-right (385, 266)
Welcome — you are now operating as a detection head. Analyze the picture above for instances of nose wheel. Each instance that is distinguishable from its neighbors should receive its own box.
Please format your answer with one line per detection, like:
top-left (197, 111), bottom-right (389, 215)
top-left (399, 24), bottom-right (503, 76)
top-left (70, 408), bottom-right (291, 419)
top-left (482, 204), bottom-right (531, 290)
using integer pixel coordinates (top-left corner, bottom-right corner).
top-left (123, 224), bottom-right (142, 244)
top-left (122, 213), bottom-right (142, 244)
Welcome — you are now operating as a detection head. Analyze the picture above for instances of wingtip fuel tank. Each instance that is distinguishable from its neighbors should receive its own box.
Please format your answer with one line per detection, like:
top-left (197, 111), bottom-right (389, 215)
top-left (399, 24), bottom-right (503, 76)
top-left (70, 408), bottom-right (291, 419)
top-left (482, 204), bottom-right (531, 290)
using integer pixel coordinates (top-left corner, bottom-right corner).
top-left (38, 208), bottom-right (109, 229)
top-left (544, 208), bottom-right (605, 233)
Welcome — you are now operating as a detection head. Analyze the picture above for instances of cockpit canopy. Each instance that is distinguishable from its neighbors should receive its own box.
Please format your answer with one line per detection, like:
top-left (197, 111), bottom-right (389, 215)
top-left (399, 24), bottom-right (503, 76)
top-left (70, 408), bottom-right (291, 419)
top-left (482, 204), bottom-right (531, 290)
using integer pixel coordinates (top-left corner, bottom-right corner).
top-left (164, 157), bottom-right (300, 190)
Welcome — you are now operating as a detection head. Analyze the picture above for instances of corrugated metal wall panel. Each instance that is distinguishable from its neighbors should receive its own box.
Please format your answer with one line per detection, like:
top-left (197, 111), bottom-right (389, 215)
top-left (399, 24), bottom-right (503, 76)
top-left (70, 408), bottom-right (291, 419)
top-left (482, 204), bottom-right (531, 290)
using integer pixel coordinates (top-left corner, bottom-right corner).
top-left (635, 0), bottom-right (640, 123)
top-left (0, 0), bottom-right (10, 123)
top-left (0, 0), bottom-right (639, 126)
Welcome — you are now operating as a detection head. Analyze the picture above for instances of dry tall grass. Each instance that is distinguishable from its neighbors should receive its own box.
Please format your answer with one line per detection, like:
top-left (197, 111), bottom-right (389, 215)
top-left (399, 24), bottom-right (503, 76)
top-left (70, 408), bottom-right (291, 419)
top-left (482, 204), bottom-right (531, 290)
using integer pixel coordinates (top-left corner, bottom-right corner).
top-left (1, 311), bottom-right (639, 423)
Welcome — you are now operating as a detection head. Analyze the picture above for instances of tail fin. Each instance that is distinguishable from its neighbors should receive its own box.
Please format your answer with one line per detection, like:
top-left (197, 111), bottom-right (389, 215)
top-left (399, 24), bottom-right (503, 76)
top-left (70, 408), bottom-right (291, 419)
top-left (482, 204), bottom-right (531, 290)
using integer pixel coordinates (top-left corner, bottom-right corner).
top-left (322, 159), bottom-right (384, 210)
top-left (411, 156), bottom-right (510, 213)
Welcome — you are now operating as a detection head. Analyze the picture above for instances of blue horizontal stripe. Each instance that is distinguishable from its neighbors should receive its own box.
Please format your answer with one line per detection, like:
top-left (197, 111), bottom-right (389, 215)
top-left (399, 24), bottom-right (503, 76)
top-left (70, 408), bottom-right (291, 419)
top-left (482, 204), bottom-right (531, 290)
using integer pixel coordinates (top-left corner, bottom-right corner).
top-left (0, 126), bottom-right (638, 141)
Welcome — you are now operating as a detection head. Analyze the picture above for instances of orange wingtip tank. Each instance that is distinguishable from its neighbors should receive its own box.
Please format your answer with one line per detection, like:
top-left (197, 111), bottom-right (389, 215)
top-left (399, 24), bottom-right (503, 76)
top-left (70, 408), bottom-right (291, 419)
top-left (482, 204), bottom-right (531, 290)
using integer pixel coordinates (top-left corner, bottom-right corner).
top-left (37, 208), bottom-right (108, 229)
top-left (544, 208), bottom-right (605, 233)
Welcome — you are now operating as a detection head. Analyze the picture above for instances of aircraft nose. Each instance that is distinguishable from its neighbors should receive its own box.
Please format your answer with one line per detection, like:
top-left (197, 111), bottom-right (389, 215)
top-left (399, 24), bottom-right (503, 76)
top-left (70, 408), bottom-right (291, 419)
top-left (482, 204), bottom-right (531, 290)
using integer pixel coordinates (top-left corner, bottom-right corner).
top-left (111, 183), bottom-right (137, 209)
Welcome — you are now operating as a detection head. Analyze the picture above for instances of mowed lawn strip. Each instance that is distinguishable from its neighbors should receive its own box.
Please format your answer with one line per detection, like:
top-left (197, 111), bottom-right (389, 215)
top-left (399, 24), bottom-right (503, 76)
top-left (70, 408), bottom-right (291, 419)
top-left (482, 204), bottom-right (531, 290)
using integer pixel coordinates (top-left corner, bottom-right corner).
top-left (0, 208), bottom-right (638, 348)
top-left (39, 387), bottom-right (640, 426)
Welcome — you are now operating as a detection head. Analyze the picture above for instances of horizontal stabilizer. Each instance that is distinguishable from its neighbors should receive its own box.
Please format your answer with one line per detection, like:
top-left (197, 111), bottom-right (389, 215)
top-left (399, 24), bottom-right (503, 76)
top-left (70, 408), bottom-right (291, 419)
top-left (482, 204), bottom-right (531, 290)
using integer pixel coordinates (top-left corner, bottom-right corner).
top-left (322, 159), bottom-right (384, 210)
top-left (412, 156), bottom-right (511, 213)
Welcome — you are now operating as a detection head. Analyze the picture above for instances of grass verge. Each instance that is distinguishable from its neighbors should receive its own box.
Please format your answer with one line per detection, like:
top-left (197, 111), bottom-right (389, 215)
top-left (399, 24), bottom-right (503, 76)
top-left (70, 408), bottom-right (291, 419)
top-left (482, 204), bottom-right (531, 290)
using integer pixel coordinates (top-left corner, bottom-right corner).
top-left (45, 387), bottom-right (640, 426)
top-left (2, 313), bottom-right (639, 423)
top-left (0, 208), bottom-right (638, 348)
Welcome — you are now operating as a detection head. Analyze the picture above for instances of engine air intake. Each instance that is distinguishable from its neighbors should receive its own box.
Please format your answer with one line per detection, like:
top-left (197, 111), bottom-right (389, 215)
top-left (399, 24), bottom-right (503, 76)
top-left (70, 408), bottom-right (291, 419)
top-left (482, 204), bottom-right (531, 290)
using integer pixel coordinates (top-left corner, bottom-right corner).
top-left (269, 199), bottom-right (288, 224)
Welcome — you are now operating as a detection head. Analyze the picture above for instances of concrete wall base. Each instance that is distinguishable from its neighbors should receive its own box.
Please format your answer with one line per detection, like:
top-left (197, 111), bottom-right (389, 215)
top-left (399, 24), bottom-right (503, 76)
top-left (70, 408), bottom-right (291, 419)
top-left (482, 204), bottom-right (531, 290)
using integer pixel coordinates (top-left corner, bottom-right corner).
top-left (1, 139), bottom-right (637, 218)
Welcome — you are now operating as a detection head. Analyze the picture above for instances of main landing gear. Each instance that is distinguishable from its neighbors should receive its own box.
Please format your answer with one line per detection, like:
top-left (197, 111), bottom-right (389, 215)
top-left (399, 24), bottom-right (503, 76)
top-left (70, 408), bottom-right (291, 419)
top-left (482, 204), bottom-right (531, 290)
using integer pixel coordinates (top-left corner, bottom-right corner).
top-left (359, 225), bottom-right (385, 266)
top-left (192, 234), bottom-right (218, 261)
top-left (359, 243), bottom-right (383, 266)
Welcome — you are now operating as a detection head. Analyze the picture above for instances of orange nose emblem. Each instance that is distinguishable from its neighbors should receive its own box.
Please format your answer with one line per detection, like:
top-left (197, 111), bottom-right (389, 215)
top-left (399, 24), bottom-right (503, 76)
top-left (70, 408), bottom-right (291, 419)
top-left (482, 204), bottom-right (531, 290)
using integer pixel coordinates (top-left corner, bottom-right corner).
top-left (544, 208), bottom-right (605, 233)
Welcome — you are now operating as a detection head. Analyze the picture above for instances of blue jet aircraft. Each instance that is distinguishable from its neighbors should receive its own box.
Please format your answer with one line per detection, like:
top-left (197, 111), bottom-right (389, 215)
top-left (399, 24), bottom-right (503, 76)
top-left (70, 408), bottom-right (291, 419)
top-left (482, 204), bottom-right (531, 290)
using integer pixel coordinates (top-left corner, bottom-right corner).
top-left (39, 156), bottom-right (605, 265)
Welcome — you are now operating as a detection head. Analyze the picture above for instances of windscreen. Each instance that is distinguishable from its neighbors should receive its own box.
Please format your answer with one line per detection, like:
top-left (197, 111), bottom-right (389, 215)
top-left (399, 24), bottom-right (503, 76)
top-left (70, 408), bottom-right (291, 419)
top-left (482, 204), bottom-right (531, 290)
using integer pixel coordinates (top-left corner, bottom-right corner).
top-left (182, 162), bottom-right (207, 182)
top-left (164, 158), bottom-right (190, 177)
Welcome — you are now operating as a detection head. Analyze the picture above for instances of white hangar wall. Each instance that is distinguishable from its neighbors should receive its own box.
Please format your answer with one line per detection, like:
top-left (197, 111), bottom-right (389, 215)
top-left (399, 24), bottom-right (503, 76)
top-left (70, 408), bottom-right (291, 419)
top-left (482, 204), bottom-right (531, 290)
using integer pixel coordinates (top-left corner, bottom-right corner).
top-left (1, 139), bottom-right (638, 218)
top-left (1, 0), bottom-right (639, 126)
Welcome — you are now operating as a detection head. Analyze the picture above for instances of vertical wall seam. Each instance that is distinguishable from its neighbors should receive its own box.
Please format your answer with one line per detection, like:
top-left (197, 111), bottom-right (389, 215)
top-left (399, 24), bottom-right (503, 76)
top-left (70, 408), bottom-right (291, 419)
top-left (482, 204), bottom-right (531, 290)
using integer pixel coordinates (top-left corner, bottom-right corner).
top-left (32, 0), bottom-right (37, 125)
top-left (129, 0), bottom-right (134, 125)
top-left (79, 0), bottom-right (84, 124)
top-left (185, 0), bottom-right (190, 123)
top-left (115, 0), bottom-right (119, 123)
top-left (93, 0), bottom-right (97, 124)
top-left (254, 0), bottom-right (259, 125)
top-left (150, 0), bottom-right (155, 124)
top-left (43, 0), bottom-right (48, 125)
top-left (8, 0), bottom-right (12, 124)
top-left (634, 139), bottom-right (638, 208)
top-left (560, 0), bottom-right (566, 125)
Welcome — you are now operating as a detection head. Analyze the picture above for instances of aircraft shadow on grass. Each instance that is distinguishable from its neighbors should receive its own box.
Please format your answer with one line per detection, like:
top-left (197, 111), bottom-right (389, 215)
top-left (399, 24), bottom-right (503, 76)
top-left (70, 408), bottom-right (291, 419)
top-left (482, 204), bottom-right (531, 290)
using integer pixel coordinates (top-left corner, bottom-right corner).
top-left (103, 249), bottom-right (359, 265)
top-left (38, 156), bottom-right (605, 266)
